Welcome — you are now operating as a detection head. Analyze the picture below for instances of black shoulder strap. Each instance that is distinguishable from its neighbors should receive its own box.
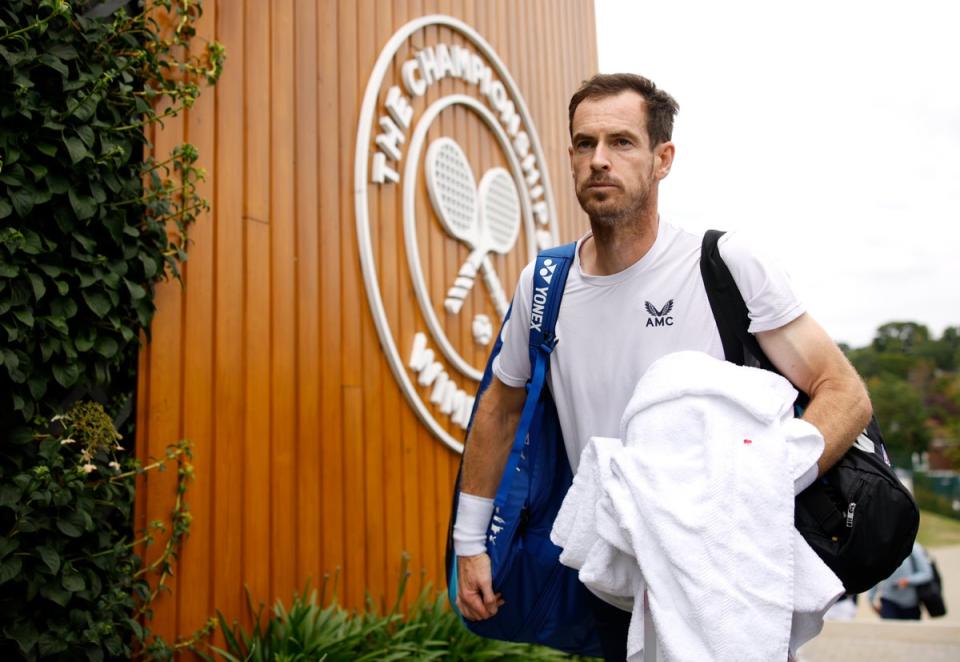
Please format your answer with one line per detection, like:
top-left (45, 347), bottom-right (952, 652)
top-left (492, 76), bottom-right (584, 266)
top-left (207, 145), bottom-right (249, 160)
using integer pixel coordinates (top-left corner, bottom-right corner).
top-left (700, 229), bottom-right (777, 373)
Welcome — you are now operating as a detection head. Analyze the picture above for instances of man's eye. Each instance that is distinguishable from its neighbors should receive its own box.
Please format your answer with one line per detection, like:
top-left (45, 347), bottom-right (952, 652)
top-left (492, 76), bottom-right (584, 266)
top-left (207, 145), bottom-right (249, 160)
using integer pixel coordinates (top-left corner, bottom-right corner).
top-left (615, 138), bottom-right (632, 147)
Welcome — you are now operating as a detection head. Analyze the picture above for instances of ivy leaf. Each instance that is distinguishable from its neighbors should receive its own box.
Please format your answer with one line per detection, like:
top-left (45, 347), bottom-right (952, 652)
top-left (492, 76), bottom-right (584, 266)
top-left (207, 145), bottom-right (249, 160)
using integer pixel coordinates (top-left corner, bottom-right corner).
top-left (62, 571), bottom-right (85, 592)
top-left (74, 328), bottom-right (95, 352)
top-left (26, 163), bottom-right (48, 181)
top-left (27, 375), bottom-right (47, 400)
top-left (38, 54), bottom-right (69, 77)
top-left (36, 142), bottom-right (58, 157)
top-left (48, 43), bottom-right (78, 60)
top-left (0, 485), bottom-right (19, 508)
top-left (13, 308), bottom-right (34, 328)
top-left (94, 336), bottom-right (118, 359)
top-left (28, 273), bottom-right (45, 300)
top-left (8, 188), bottom-right (34, 218)
top-left (0, 536), bottom-right (19, 559)
top-left (124, 279), bottom-right (146, 301)
top-left (0, 197), bottom-right (11, 219)
top-left (37, 545), bottom-right (60, 575)
top-left (51, 297), bottom-right (77, 319)
top-left (51, 362), bottom-right (81, 388)
top-left (68, 188), bottom-right (97, 220)
top-left (139, 254), bottom-right (158, 279)
top-left (76, 125), bottom-right (95, 148)
top-left (0, 557), bottom-right (22, 585)
top-left (39, 264), bottom-right (63, 278)
top-left (82, 290), bottom-right (110, 318)
top-left (39, 584), bottom-right (71, 607)
top-left (72, 94), bottom-right (100, 122)
top-left (38, 632), bottom-right (69, 657)
top-left (7, 621), bottom-right (38, 655)
top-left (63, 136), bottom-right (88, 164)
top-left (55, 516), bottom-right (83, 538)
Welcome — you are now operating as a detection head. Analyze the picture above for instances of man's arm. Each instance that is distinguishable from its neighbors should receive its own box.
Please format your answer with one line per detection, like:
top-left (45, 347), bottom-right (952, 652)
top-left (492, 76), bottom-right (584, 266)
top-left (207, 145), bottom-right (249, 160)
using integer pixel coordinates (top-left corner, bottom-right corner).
top-left (756, 312), bottom-right (872, 475)
top-left (456, 376), bottom-right (526, 621)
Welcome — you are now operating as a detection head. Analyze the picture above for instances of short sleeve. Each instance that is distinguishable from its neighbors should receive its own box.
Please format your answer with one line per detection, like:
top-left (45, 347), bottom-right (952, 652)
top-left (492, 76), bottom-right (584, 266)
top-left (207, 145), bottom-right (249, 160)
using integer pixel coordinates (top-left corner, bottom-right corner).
top-left (492, 262), bottom-right (535, 387)
top-left (717, 232), bottom-right (805, 334)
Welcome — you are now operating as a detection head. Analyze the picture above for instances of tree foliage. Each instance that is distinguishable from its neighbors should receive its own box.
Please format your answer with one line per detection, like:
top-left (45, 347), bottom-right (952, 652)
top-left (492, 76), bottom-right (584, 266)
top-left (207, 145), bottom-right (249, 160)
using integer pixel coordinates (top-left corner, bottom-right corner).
top-left (848, 323), bottom-right (960, 468)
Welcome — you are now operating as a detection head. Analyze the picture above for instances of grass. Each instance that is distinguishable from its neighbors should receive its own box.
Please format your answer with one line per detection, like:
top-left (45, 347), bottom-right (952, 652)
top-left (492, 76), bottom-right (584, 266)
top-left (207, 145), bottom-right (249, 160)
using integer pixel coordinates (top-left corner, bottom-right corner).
top-left (918, 509), bottom-right (960, 548)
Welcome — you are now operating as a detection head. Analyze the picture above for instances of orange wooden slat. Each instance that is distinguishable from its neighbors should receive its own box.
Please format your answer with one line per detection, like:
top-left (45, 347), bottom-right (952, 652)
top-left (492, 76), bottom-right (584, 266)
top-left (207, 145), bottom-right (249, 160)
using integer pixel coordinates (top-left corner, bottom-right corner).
top-left (269, 0), bottom-right (299, 604)
top-left (175, 0), bottom-right (217, 637)
top-left (142, 104), bottom-right (185, 642)
top-left (242, 0), bottom-right (273, 619)
top-left (378, 0), bottom-right (404, 611)
top-left (318, 0), bottom-right (345, 588)
top-left (339, 0), bottom-right (368, 611)
top-left (211, 0), bottom-right (247, 626)
top-left (357, 0), bottom-right (387, 607)
top-left (292, 0), bottom-right (323, 588)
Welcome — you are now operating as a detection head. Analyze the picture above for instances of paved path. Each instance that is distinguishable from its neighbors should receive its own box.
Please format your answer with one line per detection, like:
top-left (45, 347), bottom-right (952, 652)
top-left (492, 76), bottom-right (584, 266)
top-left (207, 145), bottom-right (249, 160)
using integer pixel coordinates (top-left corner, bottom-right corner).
top-left (798, 545), bottom-right (960, 661)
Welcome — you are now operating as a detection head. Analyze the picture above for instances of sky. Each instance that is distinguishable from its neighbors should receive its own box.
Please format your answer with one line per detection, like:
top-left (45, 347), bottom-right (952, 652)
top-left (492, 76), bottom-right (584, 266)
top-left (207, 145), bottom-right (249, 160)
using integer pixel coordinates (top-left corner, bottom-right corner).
top-left (594, 0), bottom-right (960, 347)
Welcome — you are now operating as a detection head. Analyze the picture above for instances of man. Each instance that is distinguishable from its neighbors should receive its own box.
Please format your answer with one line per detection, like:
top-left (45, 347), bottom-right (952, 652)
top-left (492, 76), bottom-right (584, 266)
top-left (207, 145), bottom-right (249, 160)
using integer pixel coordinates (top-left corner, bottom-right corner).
top-left (453, 73), bottom-right (872, 660)
top-left (869, 541), bottom-right (934, 619)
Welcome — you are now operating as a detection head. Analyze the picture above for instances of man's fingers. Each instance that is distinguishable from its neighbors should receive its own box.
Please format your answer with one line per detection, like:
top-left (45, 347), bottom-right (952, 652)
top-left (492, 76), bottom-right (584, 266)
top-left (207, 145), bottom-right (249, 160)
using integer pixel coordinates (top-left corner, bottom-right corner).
top-left (481, 585), bottom-right (500, 615)
top-left (456, 553), bottom-right (501, 621)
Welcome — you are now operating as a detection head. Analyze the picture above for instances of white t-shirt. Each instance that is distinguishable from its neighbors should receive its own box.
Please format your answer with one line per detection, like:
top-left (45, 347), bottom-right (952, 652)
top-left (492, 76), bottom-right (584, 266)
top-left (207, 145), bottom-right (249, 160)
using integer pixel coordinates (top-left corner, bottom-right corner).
top-left (492, 221), bottom-right (804, 472)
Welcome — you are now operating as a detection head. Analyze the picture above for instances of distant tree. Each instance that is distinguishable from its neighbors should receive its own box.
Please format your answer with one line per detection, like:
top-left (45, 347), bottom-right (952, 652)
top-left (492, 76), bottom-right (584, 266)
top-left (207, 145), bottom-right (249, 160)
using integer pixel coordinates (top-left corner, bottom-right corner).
top-left (847, 347), bottom-right (914, 380)
top-left (927, 373), bottom-right (960, 423)
top-left (868, 375), bottom-right (931, 460)
top-left (872, 322), bottom-right (931, 354)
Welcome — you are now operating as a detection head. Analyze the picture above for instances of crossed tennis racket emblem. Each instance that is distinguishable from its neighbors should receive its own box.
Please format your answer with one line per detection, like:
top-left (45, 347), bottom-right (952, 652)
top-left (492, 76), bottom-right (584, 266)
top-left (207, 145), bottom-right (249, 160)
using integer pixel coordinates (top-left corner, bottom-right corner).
top-left (425, 137), bottom-right (521, 318)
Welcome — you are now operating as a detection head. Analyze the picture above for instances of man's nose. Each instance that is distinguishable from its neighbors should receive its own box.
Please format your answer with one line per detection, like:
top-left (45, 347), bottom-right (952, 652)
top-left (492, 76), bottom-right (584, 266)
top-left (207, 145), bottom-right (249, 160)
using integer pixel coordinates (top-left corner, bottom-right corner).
top-left (590, 144), bottom-right (611, 171)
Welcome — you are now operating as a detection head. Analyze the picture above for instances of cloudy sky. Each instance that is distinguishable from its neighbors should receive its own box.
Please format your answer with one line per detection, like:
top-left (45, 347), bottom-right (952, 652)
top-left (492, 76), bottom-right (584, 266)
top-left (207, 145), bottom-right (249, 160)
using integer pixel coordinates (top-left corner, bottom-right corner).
top-left (594, 0), bottom-right (960, 347)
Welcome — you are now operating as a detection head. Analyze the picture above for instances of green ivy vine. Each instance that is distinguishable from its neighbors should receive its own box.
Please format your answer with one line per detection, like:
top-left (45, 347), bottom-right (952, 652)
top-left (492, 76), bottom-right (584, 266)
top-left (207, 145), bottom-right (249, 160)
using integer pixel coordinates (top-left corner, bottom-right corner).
top-left (0, 0), bottom-right (223, 659)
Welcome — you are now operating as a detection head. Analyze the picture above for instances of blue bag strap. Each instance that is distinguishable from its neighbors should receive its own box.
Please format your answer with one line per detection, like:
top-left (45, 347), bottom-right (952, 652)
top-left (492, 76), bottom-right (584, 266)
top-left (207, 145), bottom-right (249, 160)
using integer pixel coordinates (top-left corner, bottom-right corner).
top-left (494, 242), bottom-right (576, 508)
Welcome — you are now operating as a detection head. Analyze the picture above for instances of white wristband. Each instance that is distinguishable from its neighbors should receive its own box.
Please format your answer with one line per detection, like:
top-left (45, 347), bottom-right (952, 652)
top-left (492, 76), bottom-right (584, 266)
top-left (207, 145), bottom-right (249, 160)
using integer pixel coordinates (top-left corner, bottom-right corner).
top-left (453, 492), bottom-right (495, 557)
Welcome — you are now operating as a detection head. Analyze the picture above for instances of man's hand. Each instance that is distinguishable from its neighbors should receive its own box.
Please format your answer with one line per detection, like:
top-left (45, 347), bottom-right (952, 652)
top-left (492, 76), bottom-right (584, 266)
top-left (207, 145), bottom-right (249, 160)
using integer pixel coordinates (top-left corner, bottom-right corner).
top-left (456, 553), bottom-right (504, 621)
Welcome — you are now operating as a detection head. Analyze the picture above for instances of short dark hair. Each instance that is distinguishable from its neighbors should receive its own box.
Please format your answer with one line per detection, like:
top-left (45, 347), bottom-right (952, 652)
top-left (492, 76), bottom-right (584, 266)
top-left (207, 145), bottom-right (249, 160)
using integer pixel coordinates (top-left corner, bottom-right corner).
top-left (568, 73), bottom-right (679, 147)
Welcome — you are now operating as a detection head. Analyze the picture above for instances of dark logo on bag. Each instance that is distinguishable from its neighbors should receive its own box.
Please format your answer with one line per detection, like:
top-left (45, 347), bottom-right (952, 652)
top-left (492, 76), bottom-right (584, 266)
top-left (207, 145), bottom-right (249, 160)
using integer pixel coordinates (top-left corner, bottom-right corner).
top-left (645, 299), bottom-right (674, 327)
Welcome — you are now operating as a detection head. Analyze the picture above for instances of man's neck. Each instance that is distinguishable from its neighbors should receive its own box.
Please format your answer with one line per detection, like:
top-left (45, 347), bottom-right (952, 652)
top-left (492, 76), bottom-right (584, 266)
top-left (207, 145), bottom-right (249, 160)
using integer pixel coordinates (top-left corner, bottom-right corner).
top-left (581, 209), bottom-right (660, 276)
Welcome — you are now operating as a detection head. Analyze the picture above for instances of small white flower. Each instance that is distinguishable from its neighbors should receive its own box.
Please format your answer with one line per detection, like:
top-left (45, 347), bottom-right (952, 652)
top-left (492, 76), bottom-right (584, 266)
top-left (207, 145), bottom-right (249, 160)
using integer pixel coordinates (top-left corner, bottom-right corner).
top-left (60, 438), bottom-right (77, 445)
top-left (114, 444), bottom-right (125, 451)
top-left (109, 461), bottom-right (121, 470)
top-left (81, 449), bottom-right (92, 462)
top-left (81, 463), bottom-right (97, 474)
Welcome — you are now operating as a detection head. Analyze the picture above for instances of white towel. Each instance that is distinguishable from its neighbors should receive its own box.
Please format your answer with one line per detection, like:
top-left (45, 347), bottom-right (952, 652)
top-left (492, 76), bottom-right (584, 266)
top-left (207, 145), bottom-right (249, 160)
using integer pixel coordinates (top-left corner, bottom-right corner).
top-left (550, 351), bottom-right (843, 661)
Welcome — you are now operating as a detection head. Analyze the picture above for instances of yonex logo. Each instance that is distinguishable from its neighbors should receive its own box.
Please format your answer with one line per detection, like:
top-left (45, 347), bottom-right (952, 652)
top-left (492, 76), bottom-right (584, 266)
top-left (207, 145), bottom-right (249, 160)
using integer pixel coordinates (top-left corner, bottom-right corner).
top-left (645, 299), bottom-right (675, 328)
top-left (539, 258), bottom-right (557, 285)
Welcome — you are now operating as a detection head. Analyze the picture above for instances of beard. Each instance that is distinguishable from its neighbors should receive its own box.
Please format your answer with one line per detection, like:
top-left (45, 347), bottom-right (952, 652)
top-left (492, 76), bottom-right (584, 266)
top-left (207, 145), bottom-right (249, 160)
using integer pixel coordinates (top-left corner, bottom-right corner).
top-left (577, 179), bottom-right (651, 227)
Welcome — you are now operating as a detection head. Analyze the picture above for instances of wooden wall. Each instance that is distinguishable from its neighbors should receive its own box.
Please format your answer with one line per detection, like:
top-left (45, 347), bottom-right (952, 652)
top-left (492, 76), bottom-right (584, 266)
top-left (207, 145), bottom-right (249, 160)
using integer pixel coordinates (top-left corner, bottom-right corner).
top-left (136, 0), bottom-right (597, 643)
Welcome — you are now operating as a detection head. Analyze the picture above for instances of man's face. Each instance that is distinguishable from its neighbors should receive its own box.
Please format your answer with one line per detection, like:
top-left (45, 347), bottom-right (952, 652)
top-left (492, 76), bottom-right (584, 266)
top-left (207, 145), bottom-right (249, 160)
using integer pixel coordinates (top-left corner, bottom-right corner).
top-left (568, 91), bottom-right (673, 224)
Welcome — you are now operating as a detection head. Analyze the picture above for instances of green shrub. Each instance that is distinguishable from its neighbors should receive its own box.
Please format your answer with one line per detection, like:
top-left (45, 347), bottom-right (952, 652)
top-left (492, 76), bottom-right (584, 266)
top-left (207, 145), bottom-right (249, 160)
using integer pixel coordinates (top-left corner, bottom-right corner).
top-left (0, 0), bottom-right (222, 429)
top-left (205, 556), bottom-right (595, 661)
top-left (0, 1), bottom-right (222, 659)
top-left (0, 402), bottom-right (201, 660)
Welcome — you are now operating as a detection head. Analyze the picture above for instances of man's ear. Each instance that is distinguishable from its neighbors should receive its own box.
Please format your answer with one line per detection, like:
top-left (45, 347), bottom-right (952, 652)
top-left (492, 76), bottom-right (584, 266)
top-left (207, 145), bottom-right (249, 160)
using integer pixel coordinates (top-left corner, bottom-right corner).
top-left (655, 141), bottom-right (675, 180)
top-left (568, 143), bottom-right (574, 177)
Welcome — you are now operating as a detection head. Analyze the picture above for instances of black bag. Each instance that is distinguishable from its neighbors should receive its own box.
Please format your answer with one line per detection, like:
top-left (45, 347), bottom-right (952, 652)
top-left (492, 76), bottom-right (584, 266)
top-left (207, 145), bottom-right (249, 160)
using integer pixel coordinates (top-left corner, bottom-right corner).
top-left (915, 554), bottom-right (947, 618)
top-left (700, 230), bottom-right (920, 594)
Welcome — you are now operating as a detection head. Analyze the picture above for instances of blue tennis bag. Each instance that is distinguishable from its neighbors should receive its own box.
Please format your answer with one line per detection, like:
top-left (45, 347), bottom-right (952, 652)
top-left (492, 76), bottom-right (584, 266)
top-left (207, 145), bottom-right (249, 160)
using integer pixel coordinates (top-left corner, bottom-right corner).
top-left (445, 243), bottom-right (602, 656)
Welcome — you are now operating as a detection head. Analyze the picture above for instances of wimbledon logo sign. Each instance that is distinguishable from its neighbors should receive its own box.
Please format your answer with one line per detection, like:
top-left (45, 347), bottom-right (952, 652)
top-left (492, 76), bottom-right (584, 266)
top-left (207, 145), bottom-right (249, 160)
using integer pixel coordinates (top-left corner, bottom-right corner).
top-left (354, 15), bottom-right (558, 452)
